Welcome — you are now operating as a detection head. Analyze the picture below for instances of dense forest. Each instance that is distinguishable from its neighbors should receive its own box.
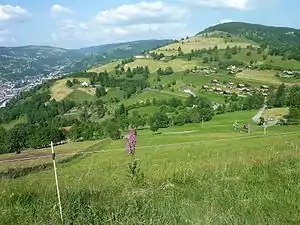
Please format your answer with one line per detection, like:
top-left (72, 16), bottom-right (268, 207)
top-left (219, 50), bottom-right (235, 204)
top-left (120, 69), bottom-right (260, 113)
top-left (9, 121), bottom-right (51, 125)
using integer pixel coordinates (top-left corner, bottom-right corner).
top-left (201, 22), bottom-right (300, 61)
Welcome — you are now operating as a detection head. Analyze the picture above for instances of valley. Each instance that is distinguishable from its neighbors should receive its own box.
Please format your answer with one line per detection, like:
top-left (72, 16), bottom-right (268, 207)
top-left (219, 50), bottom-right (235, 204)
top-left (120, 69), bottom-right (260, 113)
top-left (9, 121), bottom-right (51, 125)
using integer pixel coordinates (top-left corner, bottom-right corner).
top-left (1, 21), bottom-right (300, 224)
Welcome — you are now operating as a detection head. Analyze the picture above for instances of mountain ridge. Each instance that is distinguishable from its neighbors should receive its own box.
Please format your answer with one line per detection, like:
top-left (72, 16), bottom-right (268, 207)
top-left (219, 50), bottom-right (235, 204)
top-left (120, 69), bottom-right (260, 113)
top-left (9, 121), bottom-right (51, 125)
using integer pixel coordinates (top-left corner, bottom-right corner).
top-left (198, 22), bottom-right (300, 61)
top-left (0, 39), bottom-right (173, 80)
top-left (0, 39), bottom-right (174, 51)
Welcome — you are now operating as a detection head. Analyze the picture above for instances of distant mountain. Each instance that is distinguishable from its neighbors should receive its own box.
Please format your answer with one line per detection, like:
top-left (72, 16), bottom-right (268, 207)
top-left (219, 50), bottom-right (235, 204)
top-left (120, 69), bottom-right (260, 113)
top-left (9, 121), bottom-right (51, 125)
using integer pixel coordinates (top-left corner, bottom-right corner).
top-left (199, 22), bottom-right (300, 61)
top-left (0, 39), bottom-right (173, 80)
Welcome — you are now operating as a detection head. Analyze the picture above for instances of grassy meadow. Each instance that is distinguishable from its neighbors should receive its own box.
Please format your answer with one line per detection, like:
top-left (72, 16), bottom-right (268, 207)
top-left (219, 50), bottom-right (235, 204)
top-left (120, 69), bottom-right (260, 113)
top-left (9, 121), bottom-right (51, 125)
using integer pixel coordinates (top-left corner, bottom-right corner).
top-left (263, 107), bottom-right (289, 120)
top-left (123, 89), bottom-right (188, 106)
top-left (236, 70), bottom-right (299, 86)
top-left (125, 58), bottom-right (203, 73)
top-left (50, 78), bottom-right (95, 101)
top-left (153, 36), bottom-right (255, 56)
top-left (1, 116), bottom-right (27, 130)
top-left (1, 110), bottom-right (300, 224)
top-left (88, 61), bottom-right (119, 73)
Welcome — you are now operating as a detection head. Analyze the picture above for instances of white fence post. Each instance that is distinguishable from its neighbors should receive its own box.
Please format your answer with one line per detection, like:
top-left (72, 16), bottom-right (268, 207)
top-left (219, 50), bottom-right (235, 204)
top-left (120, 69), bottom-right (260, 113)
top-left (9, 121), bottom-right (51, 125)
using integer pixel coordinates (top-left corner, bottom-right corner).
top-left (51, 141), bottom-right (63, 223)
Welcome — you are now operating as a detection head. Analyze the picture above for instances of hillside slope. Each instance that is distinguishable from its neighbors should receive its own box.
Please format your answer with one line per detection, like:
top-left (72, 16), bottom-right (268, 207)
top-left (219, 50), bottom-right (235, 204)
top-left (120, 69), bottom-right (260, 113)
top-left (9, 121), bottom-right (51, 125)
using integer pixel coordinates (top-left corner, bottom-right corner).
top-left (0, 39), bottom-right (172, 81)
top-left (152, 34), bottom-right (255, 56)
top-left (200, 22), bottom-right (300, 61)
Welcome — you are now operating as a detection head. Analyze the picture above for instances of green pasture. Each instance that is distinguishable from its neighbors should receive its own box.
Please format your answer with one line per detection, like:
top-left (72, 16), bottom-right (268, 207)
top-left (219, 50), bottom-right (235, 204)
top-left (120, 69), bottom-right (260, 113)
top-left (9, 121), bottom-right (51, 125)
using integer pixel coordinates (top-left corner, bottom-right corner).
top-left (1, 116), bottom-right (27, 130)
top-left (1, 103), bottom-right (300, 225)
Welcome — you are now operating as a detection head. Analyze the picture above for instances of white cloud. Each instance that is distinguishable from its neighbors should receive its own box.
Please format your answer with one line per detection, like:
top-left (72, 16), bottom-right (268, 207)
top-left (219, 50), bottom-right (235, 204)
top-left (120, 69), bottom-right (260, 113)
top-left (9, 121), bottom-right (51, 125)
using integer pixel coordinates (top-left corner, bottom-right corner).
top-left (52, 19), bottom-right (188, 46)
top-left (52, 1), bottom-right (190, 46)
top-left (185, 0), bottom-right (253, 10)
top-left (0, 29), bottom-right (15, 43)
top-left (95, 1), bottom-right (188, 25)
top-left (51, 4), bottom-right (75, 18)
top-left (0, 5), bottom-right (31, 22)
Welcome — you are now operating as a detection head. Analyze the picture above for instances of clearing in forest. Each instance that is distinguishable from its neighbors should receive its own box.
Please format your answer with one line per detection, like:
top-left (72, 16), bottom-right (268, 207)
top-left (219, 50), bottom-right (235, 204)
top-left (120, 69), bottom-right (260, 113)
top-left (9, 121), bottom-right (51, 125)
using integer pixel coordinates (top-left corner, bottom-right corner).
top-left (50, 78), bottom-right (94, 101)
top-left (152, 36), bottom-right (255, 56)
top-left (124, 58), bottom-right (203, 73)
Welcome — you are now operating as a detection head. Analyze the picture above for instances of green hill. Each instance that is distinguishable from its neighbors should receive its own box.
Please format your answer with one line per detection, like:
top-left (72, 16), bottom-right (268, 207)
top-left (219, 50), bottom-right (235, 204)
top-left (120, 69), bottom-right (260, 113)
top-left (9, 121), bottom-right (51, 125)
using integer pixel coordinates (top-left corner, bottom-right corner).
top-left (151, 35), bottom-right (256, 56)
top-left (200, 22), bottom-right (300, 61)
top-left (1, 21), bottom-right (300, 224)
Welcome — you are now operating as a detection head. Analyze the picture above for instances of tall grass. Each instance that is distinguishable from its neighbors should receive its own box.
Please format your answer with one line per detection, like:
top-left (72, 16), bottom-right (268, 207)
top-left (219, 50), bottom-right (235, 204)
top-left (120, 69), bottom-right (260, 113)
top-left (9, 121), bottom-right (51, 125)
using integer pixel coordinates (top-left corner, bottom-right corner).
top-left (1, 132), bottom-right (300, 224)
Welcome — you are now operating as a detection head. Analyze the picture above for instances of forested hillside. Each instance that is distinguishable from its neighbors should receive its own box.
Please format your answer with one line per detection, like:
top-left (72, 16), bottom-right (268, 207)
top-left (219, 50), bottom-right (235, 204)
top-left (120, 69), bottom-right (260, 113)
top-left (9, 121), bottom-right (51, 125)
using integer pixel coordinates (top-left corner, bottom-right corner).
top-left (201, 22), bottom-right (300, 61)
top-left (0, 39), bottom-right (172, 80)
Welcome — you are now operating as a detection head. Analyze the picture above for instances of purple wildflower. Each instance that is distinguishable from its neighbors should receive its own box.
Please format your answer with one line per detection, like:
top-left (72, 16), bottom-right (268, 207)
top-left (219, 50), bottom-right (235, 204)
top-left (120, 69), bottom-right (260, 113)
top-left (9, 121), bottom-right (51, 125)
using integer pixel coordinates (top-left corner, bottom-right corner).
top-left (126, 128), bottom-right (136, 155)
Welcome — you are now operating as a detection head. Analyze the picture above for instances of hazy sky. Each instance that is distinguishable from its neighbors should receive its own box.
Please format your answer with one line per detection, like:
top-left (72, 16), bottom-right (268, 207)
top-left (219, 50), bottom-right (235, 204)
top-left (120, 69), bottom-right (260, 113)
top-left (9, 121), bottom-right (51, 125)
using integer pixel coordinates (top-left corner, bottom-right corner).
top-left (0, 0), bottom-right (299, 48)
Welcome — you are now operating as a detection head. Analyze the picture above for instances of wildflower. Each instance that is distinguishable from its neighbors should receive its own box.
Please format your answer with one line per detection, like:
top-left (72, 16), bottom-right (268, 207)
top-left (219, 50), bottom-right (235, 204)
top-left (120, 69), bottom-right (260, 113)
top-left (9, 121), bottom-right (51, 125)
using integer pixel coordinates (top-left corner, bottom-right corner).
top-left (126, 128), bottom-right (136, 155)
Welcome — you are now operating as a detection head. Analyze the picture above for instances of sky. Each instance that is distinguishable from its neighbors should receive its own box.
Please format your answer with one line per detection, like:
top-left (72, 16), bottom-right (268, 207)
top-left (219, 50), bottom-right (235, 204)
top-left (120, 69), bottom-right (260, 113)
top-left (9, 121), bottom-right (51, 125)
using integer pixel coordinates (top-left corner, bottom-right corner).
top-left (0, 0), bottom-right (299, 49)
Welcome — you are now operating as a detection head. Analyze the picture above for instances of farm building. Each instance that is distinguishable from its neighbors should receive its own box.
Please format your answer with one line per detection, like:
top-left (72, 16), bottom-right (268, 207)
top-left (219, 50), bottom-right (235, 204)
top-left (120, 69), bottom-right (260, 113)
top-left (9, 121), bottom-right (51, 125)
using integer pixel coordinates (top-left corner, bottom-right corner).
top-left (223, 90), bottom-right (231, 95)
top-left (214, 87), bottom-right (222, 93)
top-left (211, 79), bottom-right (219, 84)
top-left (260, 85), bottom-right (269, 90)
top-left (81, 82), bottom-right (89, 87)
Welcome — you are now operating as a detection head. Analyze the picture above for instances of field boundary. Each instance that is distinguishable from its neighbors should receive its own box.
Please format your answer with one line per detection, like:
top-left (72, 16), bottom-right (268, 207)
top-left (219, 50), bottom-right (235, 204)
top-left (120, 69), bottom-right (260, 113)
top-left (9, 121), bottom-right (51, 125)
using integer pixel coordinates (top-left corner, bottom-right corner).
top-left (0, 139), bottom-right (109, 179)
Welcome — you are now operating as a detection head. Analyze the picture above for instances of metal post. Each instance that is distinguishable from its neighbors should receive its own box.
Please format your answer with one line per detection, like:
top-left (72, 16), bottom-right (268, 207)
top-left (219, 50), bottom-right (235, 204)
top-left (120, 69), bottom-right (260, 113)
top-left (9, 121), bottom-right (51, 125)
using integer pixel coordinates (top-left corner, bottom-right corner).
top-left (51, 141), bottom-right (63, 223)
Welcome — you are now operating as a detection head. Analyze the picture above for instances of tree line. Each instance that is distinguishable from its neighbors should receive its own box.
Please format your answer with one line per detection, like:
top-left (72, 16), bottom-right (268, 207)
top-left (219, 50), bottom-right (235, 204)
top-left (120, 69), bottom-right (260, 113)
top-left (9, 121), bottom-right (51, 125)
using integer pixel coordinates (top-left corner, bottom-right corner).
top-left (201, 22), bottom-right (300, 61)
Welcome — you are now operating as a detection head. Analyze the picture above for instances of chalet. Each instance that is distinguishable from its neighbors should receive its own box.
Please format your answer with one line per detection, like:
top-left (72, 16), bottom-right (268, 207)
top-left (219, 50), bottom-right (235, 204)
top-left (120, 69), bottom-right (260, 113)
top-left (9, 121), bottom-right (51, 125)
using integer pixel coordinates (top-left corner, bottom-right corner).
top-left (211, 79), bottom-right (219, 84)
top-left (227, 82), bottom-right (235, 89)
top-left (281, 70), bottom-right (294, 78)
top-left (227, 65), bottom-right (236, 71)
top-left (237, 84), bottom-right (245, 88)
top-left (203, 69), bottom-right (211, 74)
top-left (202, 85), bottom-right (209, 90)
top-left (223, 90), bottom-right (231, 95)
top-left (260, 85), bottom-right (269, 90)
top-left (214, 87), bottom-right (222, 93)
top-left (81, 81), bottom-right (89, 87)
top-left (283, 70), bottom-right (294, 75)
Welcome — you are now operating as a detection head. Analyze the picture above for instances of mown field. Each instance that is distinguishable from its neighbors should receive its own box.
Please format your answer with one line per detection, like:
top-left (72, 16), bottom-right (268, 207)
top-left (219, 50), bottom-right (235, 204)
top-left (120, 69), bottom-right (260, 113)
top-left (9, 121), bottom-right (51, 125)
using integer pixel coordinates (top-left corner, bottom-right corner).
top-left (236, 70), bottom-right (299, 86)
top-left (88, 58), bottom-right (204, 74)
top-left (152, 36), bottom-right (255, 56)
top-left (88, 61), bottom-right (119, 73)
top-left (50, 78), bottom-right (94, 101)
top-left (124, 58), bottom-right (203, 72)
top-left (1, 110), bottom-right (300, 224)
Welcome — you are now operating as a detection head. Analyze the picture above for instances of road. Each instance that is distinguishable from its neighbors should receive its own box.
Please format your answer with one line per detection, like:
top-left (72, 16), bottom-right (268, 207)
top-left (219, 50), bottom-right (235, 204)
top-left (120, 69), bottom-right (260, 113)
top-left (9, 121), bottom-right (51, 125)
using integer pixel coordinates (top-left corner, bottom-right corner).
top-left (146, 88), bottom-right (188, 97)
top-left (252, 105), bottom-right (267, 123)
top-left (252, 104), bottom-right (278, 126)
